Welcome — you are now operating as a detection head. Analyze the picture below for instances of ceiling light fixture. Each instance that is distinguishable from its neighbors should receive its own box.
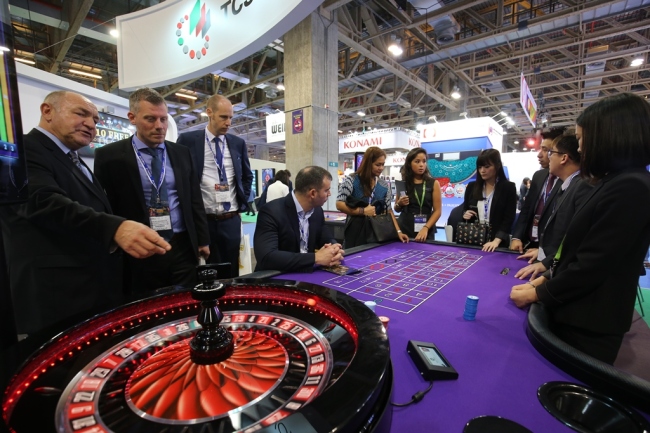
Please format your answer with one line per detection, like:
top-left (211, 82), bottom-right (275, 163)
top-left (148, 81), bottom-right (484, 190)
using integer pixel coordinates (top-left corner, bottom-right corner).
top-left (276, 78), bottom-right (285, 91)
top-left (110, 29), bottom-right (119, 38)
top-left (69, 69), bottom-right (102, 79)
top-left (357, 110), bottom-right (365, 116)
top-left (175, 92), bottom-right (197, 100)
top-left (450, 86), bottom-right (461, 100)
top-left (15, 57), bottom-right (35, 65)
top-left (0, 46), bottom-right (10, 52)
top-left (428, 115), bottom-right (438, 123)
top-left (631, 57), bottom-right (644, 67)
top-left (388, 43), bottom-right (403, 56)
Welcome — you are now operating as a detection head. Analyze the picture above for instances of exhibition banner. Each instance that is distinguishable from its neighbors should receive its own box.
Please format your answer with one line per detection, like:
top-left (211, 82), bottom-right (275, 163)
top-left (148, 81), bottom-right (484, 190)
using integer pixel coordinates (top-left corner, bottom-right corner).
top-left (116, 0), bottom-right (324, 90)
top-left (266, 112), bottom-right (285, 143)
top-left (419, 117), bottom-right (503, 150)
top-left (520, 73), bottom-right (537, 127)
top-left (339, 128), bottom-right (420, 154)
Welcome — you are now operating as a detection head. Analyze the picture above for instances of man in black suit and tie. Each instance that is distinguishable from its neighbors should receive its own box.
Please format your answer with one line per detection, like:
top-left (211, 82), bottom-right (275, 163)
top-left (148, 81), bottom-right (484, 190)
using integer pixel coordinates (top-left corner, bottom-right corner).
top-left (0, 91), bottom-right (170, 335)
top-left (177, 94), bottom-right (253, 278)
top-left (510, 128), bottom-right (565, 253)
top-left (94, 88), bottom-right (209, 294)
top-left (515, 132), bottom-right (592, 280)
top-left (254, 166), bottom-right (344, 273)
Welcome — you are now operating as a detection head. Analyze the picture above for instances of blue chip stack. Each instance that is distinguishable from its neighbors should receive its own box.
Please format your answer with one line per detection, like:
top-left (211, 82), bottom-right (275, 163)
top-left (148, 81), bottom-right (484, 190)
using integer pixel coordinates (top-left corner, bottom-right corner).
top-left (463, 295), bottom-right (479, 321)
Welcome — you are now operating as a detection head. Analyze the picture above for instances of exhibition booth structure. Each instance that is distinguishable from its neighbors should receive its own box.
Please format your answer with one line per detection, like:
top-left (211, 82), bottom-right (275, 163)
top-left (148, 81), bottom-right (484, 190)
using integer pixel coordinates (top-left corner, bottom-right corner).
top-left (420, 117), bottom-right (504, 225)
top-left (338, 127), bottom-right (421, 195)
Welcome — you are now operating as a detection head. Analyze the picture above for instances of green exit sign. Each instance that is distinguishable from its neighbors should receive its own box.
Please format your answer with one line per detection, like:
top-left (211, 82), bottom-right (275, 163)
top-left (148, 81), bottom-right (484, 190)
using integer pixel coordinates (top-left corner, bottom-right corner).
top-left (328, 162), bottom-right (338, 167)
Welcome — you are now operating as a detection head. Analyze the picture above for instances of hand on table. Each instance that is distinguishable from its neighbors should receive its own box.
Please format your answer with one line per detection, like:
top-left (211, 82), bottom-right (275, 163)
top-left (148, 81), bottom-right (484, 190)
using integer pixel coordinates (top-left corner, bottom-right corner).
top-left (517, 248), bottom-right (538, 263)
top-left (510, 239), bottom-right (524, 253)
top-left (510, 283), bottom-right (540, 308)
top-left (515, 262), bottom-right (547, 280)
top-left (482, 239), bottom-right (501, 252)
top-left (114, 220), bottom-right (171, 259)
top-left (414, 227), bottom-right (429, 242)
top-left (398, 232), bottom-right (410, 243)
top-left (315, 243), bottom-right (345, 267)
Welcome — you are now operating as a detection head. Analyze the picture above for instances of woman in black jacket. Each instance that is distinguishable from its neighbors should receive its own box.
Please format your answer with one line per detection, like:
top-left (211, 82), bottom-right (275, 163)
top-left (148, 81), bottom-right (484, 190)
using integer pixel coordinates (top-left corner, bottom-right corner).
top-left (461, 148), bottom-right (517, 252)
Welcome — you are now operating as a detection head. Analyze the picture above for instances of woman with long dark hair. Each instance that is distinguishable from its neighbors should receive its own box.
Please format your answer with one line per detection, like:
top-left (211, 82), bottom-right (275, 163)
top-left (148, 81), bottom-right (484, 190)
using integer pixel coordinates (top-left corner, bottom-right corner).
top-left (460, 148), bottom-right (517, 252)
top-left (336, 146), bottom-right (409, 248)
top-left (510, 93), bottom-right (650, 364)
top-left (394, 148), bottom-right (441, 242)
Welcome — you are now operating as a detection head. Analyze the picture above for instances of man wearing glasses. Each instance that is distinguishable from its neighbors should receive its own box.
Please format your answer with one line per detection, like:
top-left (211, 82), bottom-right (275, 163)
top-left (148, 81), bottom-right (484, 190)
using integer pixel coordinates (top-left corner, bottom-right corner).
top-left (514, 132), bottom-right (592, 279)
top-left (510, 128), bottom-right (565, 253)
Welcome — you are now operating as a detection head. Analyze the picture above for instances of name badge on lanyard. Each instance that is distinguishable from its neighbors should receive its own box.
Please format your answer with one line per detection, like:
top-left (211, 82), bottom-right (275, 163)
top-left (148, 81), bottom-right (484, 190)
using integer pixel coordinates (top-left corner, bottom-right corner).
top-left (132, 141), bottom-right (172, 232)
top-left (208, 135), bottom-right (231, 204)
top-left (413, 182), bottom-right (427, 232)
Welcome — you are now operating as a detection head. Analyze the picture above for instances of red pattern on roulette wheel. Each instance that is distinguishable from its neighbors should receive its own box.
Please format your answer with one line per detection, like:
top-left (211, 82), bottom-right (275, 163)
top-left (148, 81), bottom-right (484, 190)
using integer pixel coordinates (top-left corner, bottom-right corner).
top-left (1, 280), bottom-right (392, 433)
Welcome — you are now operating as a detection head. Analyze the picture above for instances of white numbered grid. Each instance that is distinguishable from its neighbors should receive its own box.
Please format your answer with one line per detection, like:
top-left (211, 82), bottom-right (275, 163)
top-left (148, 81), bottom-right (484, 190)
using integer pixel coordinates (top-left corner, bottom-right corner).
top-left (322, 246), bottom-right (482, 314)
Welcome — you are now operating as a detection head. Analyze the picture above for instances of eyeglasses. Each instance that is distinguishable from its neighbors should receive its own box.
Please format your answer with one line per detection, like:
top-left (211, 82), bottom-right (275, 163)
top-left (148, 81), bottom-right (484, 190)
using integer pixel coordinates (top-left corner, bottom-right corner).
top-left (547, 150), bottom-right (565, 157)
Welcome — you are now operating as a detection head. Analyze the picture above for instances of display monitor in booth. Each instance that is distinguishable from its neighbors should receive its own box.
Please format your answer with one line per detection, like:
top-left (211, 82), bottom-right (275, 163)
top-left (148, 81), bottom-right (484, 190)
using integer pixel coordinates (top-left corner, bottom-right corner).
top-left (261, 168), bottom-right (275, 191)
top-left (354, 152), bottom-right (363, 172)
top-left (0, 0), bottom-right (27, 206)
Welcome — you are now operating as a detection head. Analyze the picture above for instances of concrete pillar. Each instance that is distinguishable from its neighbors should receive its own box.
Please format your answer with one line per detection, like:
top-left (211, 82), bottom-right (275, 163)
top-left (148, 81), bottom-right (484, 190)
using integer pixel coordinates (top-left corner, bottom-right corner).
top-left (284, 10), bottom-right (339, 209)
top-left (254, 145), bottom-right (269, 160)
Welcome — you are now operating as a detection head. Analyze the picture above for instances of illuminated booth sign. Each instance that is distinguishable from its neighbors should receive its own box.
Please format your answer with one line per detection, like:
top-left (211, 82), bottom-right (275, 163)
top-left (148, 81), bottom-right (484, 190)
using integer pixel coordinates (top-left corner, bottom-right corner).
top-left (339, 128), bottom-right (420, 154)
top-left (116, 0), bottom-right (325, 90)
top-left (420, 118), bottom-right (504, 226)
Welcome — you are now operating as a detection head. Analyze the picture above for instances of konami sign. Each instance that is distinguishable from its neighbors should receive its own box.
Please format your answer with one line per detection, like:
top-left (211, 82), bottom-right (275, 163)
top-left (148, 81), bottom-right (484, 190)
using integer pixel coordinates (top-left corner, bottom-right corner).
top-left (116, 0), bottom-right (324, 90)
top-left (339, 128), bottom-right (420, 153)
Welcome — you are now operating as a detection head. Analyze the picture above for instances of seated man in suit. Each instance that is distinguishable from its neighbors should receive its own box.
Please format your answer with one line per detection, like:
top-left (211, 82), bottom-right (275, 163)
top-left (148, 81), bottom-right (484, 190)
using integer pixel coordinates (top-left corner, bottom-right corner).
top-left (514, 132), bottom-right (591, 280)
top-left (254, 166), bottom-right (344, 273)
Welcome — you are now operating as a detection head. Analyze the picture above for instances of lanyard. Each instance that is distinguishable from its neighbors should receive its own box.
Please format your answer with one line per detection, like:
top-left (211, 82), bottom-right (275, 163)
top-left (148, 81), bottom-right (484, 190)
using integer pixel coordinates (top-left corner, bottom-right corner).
top-left (483, 184), bottom-right (495, 222)
top-left (206, 134), bottom-right (227, 178)
top-left (412, 181), bottom-right (426, 214)
top-left (132, 140), bottom-right (167, 200)
top-left (541, 176), bottom-right (554, 204)
top-left (368, 177), bottom-right (378, 204)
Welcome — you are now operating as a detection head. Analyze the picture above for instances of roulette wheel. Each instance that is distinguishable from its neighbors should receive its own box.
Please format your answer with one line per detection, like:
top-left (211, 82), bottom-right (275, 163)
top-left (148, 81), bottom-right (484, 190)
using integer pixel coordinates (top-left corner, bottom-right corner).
top-left (1, 269), bottom-right (392, 433)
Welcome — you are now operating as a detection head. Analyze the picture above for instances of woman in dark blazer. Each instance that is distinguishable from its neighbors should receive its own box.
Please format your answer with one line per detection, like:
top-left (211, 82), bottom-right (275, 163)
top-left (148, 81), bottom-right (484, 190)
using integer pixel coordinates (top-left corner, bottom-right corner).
top-left (460, 149), bottom-right (517, 252)
top-left (510, 93), bottom-right (650, 364)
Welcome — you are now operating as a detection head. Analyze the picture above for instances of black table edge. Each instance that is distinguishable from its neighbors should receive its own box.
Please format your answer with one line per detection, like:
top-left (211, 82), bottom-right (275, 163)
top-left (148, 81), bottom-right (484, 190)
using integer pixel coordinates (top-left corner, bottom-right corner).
top-left (526, 302), bottom-right (650, 413)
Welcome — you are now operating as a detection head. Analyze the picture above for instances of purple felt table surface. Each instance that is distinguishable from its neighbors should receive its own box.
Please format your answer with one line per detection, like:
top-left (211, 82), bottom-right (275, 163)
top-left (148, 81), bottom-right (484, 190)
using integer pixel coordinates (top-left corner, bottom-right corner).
top-left (278, 241), bottom-right (650, 433)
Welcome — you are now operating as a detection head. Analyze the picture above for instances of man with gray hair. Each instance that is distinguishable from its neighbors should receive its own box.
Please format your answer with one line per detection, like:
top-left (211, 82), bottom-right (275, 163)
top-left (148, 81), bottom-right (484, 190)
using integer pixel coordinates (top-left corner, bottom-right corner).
top-left (95, 88), bottom-right (209, 294)
top-left (0, 90), bottom-right (171, 336)
top-left (254, 166), bottom-right (344, 273)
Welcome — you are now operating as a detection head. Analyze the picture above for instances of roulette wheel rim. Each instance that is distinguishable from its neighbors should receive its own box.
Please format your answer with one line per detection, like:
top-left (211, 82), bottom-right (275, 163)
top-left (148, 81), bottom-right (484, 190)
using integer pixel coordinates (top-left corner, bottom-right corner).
top-left (1, 279), bottom-right (392, 433)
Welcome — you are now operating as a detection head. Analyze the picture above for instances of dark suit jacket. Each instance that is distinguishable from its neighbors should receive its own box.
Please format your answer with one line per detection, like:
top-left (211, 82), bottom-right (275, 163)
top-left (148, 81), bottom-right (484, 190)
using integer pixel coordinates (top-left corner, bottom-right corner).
top-left (461, 179), bottom-right (517, 242)
top-left (536, 168), bottom-right (650, 336)
top-left (94, 138), bottom-right (209, 256)
top-left (537, 176), bottom-right (592, 269)
top-left (176, 130), bottom-right (253, 211)
top-left (254, 194), bottom-right (335, 273)
top-left (512, 168), bottom-right (562, 245)
top-left (0, 129), bottom-right (125, 334)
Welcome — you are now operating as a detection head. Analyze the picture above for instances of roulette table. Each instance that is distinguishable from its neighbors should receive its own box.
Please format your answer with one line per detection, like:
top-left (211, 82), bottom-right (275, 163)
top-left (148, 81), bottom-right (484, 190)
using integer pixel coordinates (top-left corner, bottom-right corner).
top-left (0, 274), bottom-right (392, 433)
top-left (277, 241), bottom-right (650, 432)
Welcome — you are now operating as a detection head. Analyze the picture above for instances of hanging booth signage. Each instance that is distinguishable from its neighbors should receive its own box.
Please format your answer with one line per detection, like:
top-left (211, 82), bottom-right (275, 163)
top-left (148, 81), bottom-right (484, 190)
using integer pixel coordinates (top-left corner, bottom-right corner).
top-left (266, 112), bottom-right (285, 143)
top-left (339, 128), bottom-right (420, 154)
top-left (116, 0), bottom-right (325, 90)
top-left (292, 109), bottom-right (304, 134)
top-left (520, 72), bottom-right (537, 127)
